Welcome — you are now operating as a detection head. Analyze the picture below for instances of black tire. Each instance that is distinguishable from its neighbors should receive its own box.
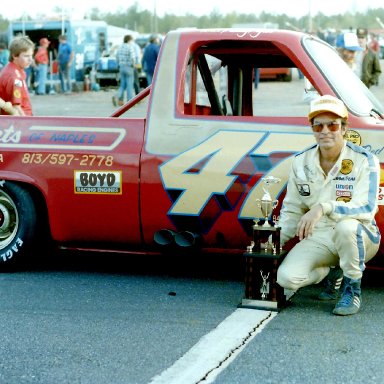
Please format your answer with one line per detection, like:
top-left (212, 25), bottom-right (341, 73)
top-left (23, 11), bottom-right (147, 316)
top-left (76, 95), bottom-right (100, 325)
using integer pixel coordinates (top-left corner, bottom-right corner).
top-left (0, 182), bottom-right (37, 267)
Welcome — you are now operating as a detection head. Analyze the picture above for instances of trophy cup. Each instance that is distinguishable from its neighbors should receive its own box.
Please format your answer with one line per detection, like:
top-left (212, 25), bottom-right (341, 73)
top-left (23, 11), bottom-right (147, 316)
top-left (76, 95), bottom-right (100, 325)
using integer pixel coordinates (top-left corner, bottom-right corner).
top-left (251, 175), bottom-right (282, 255)
top-left (255, 176), bottom-right (281, 228)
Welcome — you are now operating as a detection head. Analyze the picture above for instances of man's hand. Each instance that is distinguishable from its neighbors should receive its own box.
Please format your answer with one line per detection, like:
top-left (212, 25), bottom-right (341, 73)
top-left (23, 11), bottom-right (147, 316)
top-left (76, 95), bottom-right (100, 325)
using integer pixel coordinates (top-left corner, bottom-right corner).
top-left (0, 98), bottom-right (20, 115)
top-left (296, 204), bottom-right (324, 240)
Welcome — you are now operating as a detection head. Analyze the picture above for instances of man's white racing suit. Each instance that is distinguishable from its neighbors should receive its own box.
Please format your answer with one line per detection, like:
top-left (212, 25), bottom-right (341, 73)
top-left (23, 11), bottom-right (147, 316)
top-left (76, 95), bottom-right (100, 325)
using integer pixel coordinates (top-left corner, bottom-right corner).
top-left (277, 140), bottom-right (381, 291)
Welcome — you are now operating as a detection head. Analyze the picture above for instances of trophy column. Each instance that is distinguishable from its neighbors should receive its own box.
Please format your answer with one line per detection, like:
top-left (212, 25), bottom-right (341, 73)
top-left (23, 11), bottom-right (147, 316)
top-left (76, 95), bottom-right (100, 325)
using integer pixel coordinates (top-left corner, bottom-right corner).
top-left (240, 225), bottom-right (288, 311)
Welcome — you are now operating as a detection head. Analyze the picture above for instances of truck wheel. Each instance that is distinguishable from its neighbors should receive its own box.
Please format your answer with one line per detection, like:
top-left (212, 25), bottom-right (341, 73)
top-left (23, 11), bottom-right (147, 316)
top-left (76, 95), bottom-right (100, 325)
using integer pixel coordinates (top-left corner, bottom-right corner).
top-left (0, 182), bottom-right (37, 267)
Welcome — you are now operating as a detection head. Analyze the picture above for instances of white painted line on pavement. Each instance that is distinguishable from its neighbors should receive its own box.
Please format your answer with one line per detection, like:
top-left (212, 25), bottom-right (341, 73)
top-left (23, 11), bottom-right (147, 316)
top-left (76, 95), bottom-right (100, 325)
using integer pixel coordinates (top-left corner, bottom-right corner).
top-left (148, 308), bottom-right (277, 384)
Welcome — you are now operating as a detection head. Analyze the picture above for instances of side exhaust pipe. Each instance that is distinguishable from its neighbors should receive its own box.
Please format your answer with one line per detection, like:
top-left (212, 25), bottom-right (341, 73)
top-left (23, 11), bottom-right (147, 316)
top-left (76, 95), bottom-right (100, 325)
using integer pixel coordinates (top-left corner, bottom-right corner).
top-left (154, 229), bottom-right (202, 248)
top-left (154, 229), bottom-right (176, 246)
top-left (174, 231), bottom-right (201, 247)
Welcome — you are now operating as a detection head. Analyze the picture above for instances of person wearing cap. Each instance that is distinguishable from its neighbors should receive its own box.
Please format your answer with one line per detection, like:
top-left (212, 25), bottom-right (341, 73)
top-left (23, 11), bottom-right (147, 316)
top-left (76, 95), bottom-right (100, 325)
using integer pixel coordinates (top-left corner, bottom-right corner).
top-left (0, 36), bottom-right (35, 115)
top-left (277, 94), bottom-right (381, 316)
top-left (34, 37), bottom-right (50, 95)
top-left (336, 32), bottom-right (363, 71)
top-left (355, 28), bottom-right (381, 88)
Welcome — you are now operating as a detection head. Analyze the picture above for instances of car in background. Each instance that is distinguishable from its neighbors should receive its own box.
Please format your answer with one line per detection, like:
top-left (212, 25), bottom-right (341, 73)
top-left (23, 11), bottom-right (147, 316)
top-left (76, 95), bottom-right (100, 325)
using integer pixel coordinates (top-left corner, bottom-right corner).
top-left (94, 55), bottom-right (147, 89)
top-left (260, 67), bottom-right (292, 81)
top-left (135, 34), bottom-right (151, 49)
top-left (94, 56), bottom-right (119, 86)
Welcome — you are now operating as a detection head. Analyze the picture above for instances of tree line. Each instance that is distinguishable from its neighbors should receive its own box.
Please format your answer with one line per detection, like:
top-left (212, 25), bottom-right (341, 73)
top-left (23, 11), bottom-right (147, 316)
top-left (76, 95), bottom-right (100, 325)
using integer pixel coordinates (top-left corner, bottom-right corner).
top-left (1, 3), bottom-right (384, 37)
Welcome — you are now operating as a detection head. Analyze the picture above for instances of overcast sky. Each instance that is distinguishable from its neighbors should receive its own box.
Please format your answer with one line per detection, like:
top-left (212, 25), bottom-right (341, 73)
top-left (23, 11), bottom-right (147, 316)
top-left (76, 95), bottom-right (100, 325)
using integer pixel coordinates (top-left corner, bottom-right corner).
top-left (2, 0), bottom-right (383, 21)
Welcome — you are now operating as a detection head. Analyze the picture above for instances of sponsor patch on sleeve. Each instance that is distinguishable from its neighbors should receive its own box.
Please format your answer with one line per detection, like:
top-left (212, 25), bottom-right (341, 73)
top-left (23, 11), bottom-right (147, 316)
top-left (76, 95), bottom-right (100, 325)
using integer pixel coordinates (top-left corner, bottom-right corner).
top-left (296, 183), bottom-right (310, 196)
top-left (13, 89), bottom-right (21, 99)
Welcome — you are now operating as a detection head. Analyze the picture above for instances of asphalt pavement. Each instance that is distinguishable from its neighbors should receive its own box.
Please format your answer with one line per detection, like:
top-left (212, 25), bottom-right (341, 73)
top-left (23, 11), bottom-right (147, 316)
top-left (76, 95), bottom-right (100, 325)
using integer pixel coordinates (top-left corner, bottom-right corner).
top-left (1, 252), bottom-right (384, 384)
top-left (214, 271), bottom-right (384, 384)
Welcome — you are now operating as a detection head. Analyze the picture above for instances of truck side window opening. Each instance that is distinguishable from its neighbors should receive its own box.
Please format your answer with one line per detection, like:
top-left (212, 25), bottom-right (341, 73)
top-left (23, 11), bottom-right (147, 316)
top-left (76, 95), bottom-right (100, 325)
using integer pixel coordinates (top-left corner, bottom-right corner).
top-left (184, 53), bottom-right (227, 116)
top-left (183, 40), bottom-right (305, 118)
top-left (183, 51), bottom-right (255, 117)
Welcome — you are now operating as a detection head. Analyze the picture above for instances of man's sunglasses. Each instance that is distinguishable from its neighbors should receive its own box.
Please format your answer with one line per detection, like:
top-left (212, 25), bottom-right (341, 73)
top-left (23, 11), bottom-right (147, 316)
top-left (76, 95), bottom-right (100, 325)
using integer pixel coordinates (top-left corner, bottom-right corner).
top-left (311, 121), bottom-right (341, 132)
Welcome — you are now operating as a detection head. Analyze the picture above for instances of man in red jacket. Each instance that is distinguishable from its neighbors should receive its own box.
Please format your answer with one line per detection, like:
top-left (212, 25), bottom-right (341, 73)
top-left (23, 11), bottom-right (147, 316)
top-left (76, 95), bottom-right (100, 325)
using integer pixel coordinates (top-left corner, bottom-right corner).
top-left (0, 36), bottom-right (35, 115)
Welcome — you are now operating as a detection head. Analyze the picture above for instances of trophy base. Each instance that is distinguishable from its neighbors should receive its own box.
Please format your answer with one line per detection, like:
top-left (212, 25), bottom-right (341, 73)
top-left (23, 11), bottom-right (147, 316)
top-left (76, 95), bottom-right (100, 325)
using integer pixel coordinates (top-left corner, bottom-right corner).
top-left (239, 298), bottom-right (280, 311)
top-left (239, 250), bottom-right (292, 312)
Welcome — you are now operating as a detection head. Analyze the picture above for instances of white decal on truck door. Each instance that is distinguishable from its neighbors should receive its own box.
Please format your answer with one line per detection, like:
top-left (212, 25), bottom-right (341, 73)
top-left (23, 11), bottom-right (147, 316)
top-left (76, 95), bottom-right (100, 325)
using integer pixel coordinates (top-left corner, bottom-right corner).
top-left (160, 130), bottom-right (314, 218)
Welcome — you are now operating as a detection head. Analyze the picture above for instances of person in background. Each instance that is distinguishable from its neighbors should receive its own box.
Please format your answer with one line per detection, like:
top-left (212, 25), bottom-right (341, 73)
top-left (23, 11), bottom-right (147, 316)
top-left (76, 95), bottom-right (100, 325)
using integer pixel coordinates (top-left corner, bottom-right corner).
top-left (355, 28), bottom-right (381, 88)
top-left (254, 68), bottom-right (260, 89)
top-left (34, 37), bottom-right (50, 95)
top-left (0, 36), bottom-right (35, 115)
top-left (133, 39), bottom-right (142, 94)
top-left (336, 32), bottom-right (363, 71)
top-left (0, 42), bottom-right (10, 71)
top-left (113, 35), bottom-right (138, 106)
top-left (368, 33), bottom-right (381, 56)
top-left (24, 56), bottom-right (37, 92)
top-left (57, 35), bottom-right (74, 93)
top-left (142, 34), bottom-right (160, 86)
top-left (277, 95), bottom-right (381, 316)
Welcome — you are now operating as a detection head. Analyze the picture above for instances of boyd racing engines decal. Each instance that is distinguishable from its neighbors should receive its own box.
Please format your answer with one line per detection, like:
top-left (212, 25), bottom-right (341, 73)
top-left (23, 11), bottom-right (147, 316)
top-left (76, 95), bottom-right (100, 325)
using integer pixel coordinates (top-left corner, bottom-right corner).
top-left (74, 171), bottom-right (122, 194)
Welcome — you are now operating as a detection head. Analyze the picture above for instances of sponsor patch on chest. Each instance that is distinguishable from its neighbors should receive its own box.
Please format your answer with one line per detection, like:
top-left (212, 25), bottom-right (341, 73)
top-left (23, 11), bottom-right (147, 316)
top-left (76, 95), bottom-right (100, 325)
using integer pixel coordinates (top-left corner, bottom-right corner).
top-left (340, 159), bottom-right (353, 175)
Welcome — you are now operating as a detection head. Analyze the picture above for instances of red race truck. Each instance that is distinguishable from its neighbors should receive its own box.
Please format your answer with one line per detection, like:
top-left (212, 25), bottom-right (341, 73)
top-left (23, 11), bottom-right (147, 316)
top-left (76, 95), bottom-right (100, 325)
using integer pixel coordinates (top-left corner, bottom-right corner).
top-left (0, 28), bottom-right (383, 267)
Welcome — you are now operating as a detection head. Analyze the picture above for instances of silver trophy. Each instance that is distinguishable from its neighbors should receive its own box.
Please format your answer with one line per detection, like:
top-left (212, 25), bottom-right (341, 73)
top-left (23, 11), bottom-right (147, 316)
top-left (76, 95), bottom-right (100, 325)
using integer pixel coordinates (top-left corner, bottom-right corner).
top-left (255, 176), bottom-right (281, 227)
